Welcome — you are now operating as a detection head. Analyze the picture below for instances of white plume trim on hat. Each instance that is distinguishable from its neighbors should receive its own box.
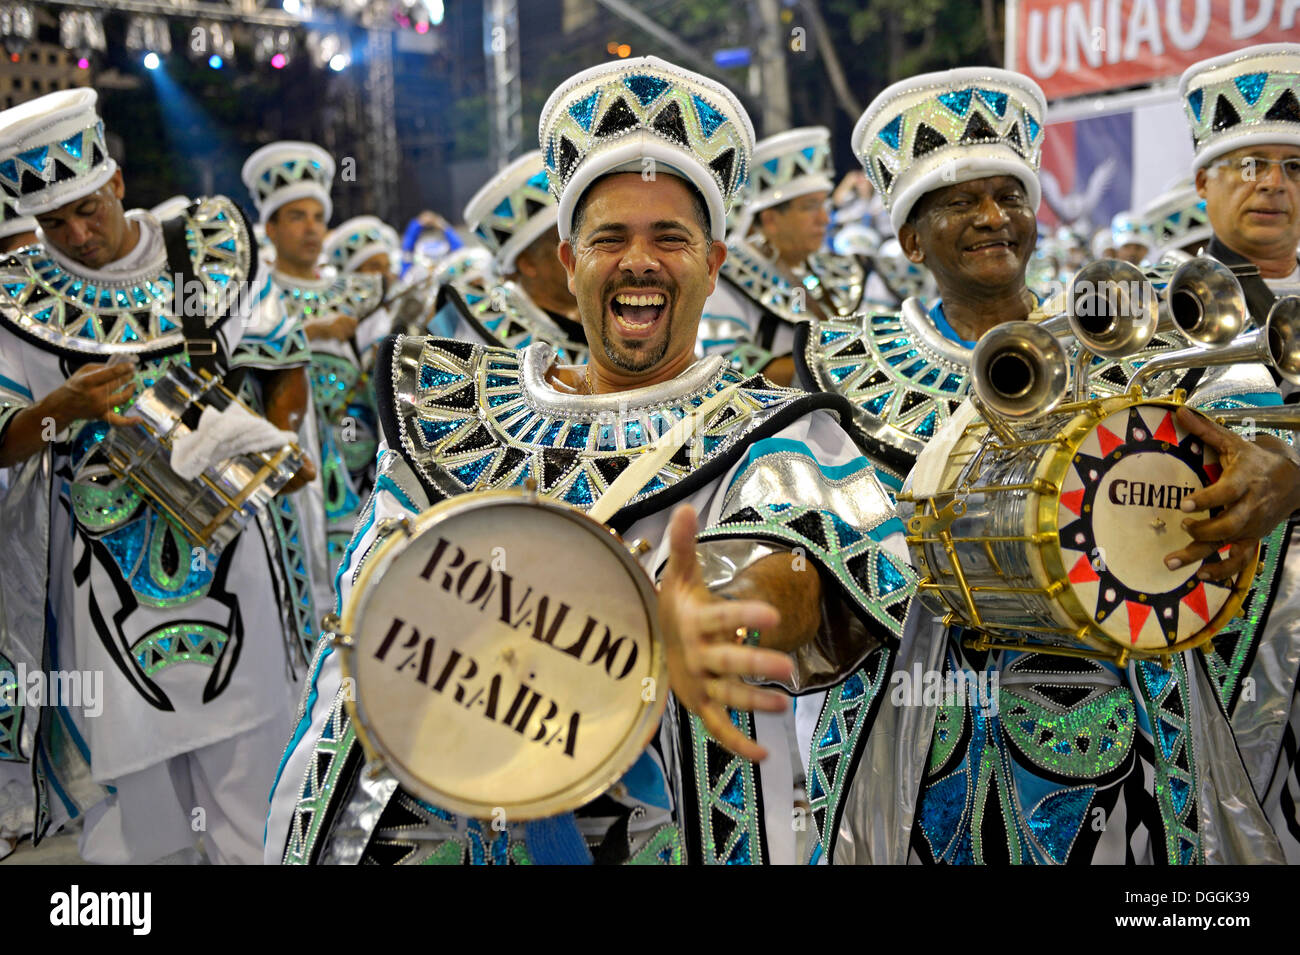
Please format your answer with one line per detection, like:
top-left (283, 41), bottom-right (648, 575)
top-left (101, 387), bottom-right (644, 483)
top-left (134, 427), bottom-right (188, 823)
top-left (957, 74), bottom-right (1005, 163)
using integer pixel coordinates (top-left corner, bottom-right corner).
top-left (256, 181), bottom-right (332, 226)
top-left (888, 156), bottom-right (1041, 235)
top-left (556, 136), bottom-right (727, 241)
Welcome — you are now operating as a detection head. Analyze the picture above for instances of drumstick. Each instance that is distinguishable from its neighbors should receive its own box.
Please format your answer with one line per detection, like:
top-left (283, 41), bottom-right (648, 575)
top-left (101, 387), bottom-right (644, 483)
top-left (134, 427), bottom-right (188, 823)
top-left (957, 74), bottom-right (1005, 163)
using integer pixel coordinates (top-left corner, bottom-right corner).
top-left (587, 383), bottom-right (741, 525)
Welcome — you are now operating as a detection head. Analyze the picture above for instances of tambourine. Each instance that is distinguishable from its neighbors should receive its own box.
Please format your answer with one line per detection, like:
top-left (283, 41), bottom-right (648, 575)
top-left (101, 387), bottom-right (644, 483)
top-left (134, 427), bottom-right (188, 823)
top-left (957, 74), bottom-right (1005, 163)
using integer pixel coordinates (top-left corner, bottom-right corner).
top-left (333, 485), bottom-right (668, 821)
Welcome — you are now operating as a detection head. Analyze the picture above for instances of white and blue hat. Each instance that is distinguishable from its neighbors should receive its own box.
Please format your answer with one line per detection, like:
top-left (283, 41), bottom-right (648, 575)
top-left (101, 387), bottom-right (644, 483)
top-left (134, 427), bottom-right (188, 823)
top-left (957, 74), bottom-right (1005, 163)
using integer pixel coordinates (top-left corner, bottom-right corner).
top-left (1179, 43), bottom-right (1300, 170)
top-left (0, 89), bottom-right (117, 216)
top-left (324, 215), bottom-right (400, 273)
top-left (241, 141), bottom-right (334, 225)
top-left (539, 55), bottom-right (754, 241)
top-left (853, 67), bottom-right (1047, 234)
top-left (462, 151), bottom-right (557, 272)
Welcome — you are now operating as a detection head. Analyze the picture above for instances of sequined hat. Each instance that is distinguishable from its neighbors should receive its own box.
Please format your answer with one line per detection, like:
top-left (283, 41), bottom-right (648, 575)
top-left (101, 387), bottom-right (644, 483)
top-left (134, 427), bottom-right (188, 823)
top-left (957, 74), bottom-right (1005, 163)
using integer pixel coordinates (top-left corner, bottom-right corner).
top-left (538, 56), bottom-right (754, 241)
top-left (241, 141), bottom-right (334, 225)
top-left (1179, 43), bottom-right (1300, 170)
top-left (1140, 182), bottom-right (1211, 257)
top-left (746, 126), bottom-right (834, 217)
top-left (324, 215), bottom-right (400, 273)
top-left (0, 89), bottom-right (117, 217)
top-left (852, 68), bottom-right (1047, 234)
top-left (1110, 210), bottom-right (1153, 250)
top-left (462, 151), bottom-right (557, 273)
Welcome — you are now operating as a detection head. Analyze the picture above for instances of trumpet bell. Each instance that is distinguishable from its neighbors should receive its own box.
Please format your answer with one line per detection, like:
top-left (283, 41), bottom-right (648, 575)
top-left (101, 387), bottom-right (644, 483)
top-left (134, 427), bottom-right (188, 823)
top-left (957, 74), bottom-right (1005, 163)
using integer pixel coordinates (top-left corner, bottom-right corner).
top-left (1265, 296), bottom-right (1300, 386)
top-left (972, 321), bottom-right (1071, 420)
top-left (1166, 257), bottom-right (1248, 346)
top-left (1066, 258), bottom-right (1159, 357)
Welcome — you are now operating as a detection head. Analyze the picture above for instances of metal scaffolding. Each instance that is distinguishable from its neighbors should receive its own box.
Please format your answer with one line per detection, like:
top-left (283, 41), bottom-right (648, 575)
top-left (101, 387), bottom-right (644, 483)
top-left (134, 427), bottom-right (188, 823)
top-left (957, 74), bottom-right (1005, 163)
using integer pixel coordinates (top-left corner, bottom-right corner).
top-left (364, 28), bottom-right (399, 221)
top-left (483, 0), bottom-right (521, 172)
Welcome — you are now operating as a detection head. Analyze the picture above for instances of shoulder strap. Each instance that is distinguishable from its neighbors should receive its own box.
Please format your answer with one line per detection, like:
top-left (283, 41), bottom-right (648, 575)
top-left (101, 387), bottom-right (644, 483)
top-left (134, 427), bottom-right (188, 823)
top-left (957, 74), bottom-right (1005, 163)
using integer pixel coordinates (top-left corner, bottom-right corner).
top-left (160, 213), bottom-right (226, 378)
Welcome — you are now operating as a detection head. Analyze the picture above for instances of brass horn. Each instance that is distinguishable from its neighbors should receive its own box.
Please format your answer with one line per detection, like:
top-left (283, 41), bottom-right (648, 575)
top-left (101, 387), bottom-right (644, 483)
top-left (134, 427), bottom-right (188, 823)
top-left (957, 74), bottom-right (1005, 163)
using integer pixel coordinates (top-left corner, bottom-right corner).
top-left (1065, 258), bottom-right (1160, 357)
top-left (1161, 256), bottom-right (1250, 346)
top-left (971, 321), bottom-right (1070, 421)
top-left (1129, 295), bottom-right (1300, 391)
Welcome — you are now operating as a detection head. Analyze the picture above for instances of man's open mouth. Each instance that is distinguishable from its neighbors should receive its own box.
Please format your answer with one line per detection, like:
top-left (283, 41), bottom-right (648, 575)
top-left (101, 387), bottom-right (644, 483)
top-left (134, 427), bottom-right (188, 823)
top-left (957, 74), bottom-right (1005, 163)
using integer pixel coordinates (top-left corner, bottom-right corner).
top-left (609, 290), bottom-right (669, 339)
top-left (965, 238), bottom-right (1015, 253)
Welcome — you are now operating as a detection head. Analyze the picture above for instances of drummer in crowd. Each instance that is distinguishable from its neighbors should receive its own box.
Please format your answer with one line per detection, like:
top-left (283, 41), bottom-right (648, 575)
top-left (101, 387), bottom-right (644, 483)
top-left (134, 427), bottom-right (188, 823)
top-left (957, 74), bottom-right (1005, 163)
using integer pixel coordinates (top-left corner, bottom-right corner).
top-left (810, 67), bottom-right (1289, 864)
top-left (266, 55), bottom-right (916, 866)
top-left (0, 89), bottom-right (316, 864)
top-left (1157, 42), bottom-right (1300, 863)
top-left (1164, 43), bottom-right (1300, 584)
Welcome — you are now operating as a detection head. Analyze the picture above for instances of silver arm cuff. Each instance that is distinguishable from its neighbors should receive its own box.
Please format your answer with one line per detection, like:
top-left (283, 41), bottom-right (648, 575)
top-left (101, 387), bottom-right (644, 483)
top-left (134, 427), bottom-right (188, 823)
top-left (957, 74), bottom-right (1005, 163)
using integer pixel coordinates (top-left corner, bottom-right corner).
top-left (695, 537), bottom-right (877, 695)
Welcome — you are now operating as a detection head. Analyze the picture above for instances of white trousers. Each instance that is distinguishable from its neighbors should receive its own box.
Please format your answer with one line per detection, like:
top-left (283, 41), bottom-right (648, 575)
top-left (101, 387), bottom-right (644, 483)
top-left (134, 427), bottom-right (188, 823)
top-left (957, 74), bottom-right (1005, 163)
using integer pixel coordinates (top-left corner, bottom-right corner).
top-left (79, 717), bottom-right (287, 865)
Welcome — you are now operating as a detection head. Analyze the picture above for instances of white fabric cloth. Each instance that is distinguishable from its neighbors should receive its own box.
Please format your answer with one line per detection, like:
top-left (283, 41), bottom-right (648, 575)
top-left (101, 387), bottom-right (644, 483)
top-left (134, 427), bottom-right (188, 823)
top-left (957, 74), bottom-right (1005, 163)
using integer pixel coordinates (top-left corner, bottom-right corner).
top-left (78, 715), bottom-right (292, 865)
top-left (169, 402), bottom-right (298, 480)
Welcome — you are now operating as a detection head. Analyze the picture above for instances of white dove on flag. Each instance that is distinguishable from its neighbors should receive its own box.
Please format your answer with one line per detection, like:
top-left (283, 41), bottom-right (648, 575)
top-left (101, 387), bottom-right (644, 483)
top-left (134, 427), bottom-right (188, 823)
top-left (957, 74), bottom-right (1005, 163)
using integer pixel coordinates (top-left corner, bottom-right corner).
top-left (1040, 157), bottom-right (1117, 232)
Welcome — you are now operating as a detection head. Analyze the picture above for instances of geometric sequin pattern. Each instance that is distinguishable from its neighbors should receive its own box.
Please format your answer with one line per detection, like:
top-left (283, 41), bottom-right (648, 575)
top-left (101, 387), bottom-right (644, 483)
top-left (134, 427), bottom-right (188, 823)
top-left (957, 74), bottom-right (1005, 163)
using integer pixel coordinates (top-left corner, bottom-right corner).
top-left (1135, 656), bottom-right (1202, 865)
top-left (804, 645), bottom-right (892, 863)
top-left (689, 708), bottom-right (763, 865)
top-left (801, 310), bottom-right (970, 462)
top-left (395, 337), bottom-right (801, 510)
top-left (0, 196), bottom-right (252, 355)
top-left (719, 240), bottom-right (813, 327)
top-left (0, 652), bottom-right (25, 762)
top-left (282, 694), bottom-right (356, 865)
top-left (700, 501), bottom-right (917, 641)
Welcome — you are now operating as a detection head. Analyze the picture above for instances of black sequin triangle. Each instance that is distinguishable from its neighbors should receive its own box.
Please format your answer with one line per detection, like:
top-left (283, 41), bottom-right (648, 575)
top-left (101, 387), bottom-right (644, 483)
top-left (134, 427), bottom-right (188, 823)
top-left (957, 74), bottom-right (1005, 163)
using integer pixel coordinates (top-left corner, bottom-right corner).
top-left (1211, 94), bottom-right (1241, 131)
top-left (709, 148), bottom-right (736, 191)
top-left (960, 110), bottom-right (1000, 143)
top-left (876, 159), bottom-right (894, 191)
top-left (650, 100), bottom-right (689, 147)
top-left (594, 96), bottom-right (639, 137)
top-left (912, 123), bottom-right (948, 158)
top-left (559, 136), bottom-right (581, 180)
top-left (593, 455), bottom-right (629, 486)
top-left (1006, 122), bottom-right (1024, 154)
top-left (1265, 88), bottom-right (1300, 123)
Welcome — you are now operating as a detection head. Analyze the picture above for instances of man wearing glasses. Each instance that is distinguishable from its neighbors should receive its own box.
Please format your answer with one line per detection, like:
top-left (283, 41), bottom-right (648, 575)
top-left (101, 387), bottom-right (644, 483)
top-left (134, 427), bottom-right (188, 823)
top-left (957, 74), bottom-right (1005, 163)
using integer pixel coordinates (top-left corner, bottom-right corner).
top-left (1169, 42), bottom-right (1300, 862)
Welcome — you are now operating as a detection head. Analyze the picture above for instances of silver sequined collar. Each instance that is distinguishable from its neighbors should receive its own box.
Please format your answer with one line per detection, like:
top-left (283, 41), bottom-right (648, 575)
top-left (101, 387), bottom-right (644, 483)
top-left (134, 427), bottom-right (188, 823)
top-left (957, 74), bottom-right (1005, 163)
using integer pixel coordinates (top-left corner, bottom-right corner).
top-left (519, 341), bottom-right (728, 416)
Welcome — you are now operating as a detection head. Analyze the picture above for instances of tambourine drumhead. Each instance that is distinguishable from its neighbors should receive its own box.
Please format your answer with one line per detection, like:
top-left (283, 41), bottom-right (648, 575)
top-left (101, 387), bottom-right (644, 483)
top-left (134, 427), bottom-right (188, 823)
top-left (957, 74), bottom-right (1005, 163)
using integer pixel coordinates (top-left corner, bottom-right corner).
top-left (340, 492), bottom-right (666, 821)
top-left (1041, 402), bottom-right (1247, 651)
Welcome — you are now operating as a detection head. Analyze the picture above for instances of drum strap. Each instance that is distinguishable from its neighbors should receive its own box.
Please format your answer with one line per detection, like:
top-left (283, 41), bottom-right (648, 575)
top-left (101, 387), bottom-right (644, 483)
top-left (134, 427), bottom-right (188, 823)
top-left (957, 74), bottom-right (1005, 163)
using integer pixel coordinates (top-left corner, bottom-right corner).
top-left (160, 216), bottom-right (250, 402)
top-left (587, 384), bottom-right (742, 525)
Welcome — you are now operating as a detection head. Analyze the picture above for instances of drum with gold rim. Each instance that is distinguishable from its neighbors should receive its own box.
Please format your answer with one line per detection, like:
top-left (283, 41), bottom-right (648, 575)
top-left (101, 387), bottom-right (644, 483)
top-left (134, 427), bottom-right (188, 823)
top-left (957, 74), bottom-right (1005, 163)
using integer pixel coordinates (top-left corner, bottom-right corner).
top-left (101, 363), bottom-right (305, 555)
top-left (334, 487), bottom-right (667, 821)
top-left (901, 392), bottom-right (1258, 663)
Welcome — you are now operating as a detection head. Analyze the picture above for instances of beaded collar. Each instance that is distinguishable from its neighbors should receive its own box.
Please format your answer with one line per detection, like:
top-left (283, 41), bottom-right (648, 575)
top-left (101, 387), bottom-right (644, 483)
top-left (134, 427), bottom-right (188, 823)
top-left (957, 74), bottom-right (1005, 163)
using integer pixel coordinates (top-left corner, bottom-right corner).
top-left (797, 295), bottom-right (1197, 469)
top-left (0, 195), bottom-right (251, 357)
top-left (386, 336), bottom-right (814, 514)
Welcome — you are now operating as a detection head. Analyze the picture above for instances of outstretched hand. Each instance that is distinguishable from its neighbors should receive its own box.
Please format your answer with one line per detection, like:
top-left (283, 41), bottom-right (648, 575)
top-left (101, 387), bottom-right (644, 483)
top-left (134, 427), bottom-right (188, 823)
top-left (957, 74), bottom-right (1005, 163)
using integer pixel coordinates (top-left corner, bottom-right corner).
top-left (1163, 406), bottom-right (1300, 581)
top-left (657, 504), bottom-right (795, 761)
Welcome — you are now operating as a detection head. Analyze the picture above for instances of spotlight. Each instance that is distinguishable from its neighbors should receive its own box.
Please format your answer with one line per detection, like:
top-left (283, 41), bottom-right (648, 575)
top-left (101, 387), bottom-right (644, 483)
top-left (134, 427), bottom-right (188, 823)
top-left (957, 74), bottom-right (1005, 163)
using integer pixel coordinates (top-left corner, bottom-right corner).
top-left (307, 30), bottom-right (350, 71)
top-left (254, 26), bottom-right (294, 69)
top-left (190, 21), bottom-right (233, 68)
top-left (414, 21), bottom-right (428, 34)
top-left (0, 3), bottom-right (34, 58)
top-left (77, 57), bottom-right (89, 69)
top-left (143, 51), bottom-right (160, 70)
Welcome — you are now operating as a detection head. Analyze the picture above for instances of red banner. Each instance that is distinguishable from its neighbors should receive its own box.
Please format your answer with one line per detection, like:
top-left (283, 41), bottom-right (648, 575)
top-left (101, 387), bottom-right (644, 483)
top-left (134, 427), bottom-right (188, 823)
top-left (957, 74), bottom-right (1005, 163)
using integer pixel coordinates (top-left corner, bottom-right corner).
top-left (1006, 0), bottom-right (1300, 100)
